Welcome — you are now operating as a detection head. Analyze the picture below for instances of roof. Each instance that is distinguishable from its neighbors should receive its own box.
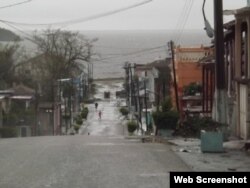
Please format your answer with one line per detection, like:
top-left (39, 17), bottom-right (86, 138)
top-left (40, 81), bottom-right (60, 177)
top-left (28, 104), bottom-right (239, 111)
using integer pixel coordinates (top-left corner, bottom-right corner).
top-left (10, 96), bottom-right (33, 100)
top-left (135, 65), bottom-right (152, 71)
top-left (147, 58), bottom-right (171, 69)
top-left (175, 45), bottom-right (212, 53)
top-left (135, 58), bottom-right (171, 72)
top-left (234, 6), bottom-right (250, 17)
top-left (223, 6), bottom-right (250, 17)
top-left (7, 84), bottom-right (35, 96)
top-left (224, 20), bottom-right (235, 30)
top-left (0, 90), bottom-right (14, 95)
top-left (199, 55), bottom-right (215, 64)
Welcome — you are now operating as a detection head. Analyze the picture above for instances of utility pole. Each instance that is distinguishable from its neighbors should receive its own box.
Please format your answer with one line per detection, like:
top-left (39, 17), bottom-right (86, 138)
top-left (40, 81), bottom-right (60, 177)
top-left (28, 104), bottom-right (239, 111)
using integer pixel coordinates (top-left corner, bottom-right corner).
top-left (69, 78), bottom-right (73, 128)
top-left (123, 62), bottom-right (131, 111)
top-left (169, 40), bottom-right (179, 112)
top-left (214, 0), bottom-right (227, 123)
top-left (59, 80), bottom-right (62, 135)
top-left (136, 74), bottom-right (143, 134)
top-left (129, 64), bottom-right (138, 112)
top-left (144, 72), bottom-right (148, 132)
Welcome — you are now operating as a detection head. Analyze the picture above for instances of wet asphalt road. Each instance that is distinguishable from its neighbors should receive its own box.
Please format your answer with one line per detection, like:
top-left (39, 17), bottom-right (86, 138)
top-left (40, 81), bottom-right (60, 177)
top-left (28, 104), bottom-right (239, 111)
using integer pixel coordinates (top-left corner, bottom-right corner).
top-left (0, 81), bottom-right (190, 188)
top-left (0, 136), bottom-right (189, 188)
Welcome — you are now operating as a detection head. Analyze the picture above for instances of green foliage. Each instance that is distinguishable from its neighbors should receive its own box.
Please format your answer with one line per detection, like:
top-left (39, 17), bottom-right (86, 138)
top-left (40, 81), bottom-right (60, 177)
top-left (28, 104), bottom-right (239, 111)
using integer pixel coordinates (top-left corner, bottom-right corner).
top-left (127, 121), bottom-right (138, 133)
top-left (119, 107), bottom-right (129, 116)
top-left (81, 107), bottom-right (89, 119)
top-left (3, 101), bottom-right (36, 126)
top-left (183, 82), bottom-right (202, 96)
top-left (175, 115), bottom-right (228, 138)
top-left (74, 115), bottom-right (83, 125)
top-left (161, 97), bottom-right (172, 112)
top-left (152, 97), bottom-right (179, 130)
top-left (0, 43), bottom-right (19, 89)
top-left (73, 124), bottom-right (80, 132)
top-left (0, 127), bottom-right (18, 138)
top-left (152, 111), bottom-right (179, 130)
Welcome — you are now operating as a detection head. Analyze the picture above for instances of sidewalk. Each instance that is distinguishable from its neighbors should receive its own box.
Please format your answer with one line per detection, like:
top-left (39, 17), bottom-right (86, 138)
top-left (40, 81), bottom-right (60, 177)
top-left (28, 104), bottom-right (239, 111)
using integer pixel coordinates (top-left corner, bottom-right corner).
top-left (168, 137), bottom-right (250, 171)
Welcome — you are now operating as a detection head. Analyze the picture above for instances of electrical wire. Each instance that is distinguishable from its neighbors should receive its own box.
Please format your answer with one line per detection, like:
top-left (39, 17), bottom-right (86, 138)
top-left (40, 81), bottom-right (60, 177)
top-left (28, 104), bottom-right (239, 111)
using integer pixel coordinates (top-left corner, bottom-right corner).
top-left (173, 0), bottom-right (189, 35)
top-left (175, 0), bottom-right (194, 43)
top-left (0, 0), bottom-right (33, 9)
top-left (0, 21), bottom-right (38, 45)
top-left (1, 20), bottom-right (168, 66)
top-left (171, 0), bottom-right (190, 41)
top-left (0, 0), bottom-right (153, 28)
top-left (172, 0), bottom-right (194, 44)
top-left (94, 44), bottom-right (157, 50)
top-left (94, 44), bottom-right (169, 59)
top-left (1, 18), bottom-right (167, 57)
top-left (95, 47), bottom-right (167, 62)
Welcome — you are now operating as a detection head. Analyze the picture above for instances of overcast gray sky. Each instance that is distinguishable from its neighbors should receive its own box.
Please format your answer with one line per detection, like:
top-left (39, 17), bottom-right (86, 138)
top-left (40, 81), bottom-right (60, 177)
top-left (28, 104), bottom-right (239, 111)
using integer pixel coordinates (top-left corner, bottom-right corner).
top-left (0, 0), bottom-right (247, 31)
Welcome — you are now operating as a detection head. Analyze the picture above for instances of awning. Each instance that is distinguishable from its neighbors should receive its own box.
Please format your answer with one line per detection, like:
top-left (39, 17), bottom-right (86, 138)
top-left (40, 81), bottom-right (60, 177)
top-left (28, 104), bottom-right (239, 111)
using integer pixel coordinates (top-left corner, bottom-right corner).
top-left (10, 96), bottom-right (33, 100)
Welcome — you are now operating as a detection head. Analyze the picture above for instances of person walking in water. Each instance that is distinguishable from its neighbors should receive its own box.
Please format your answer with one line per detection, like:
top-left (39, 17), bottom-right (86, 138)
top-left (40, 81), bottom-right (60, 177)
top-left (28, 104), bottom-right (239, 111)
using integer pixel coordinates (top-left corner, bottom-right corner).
top-left (95, 103), bottom-right (98, 111)
top-left (98, 110), bottom-right (102, 119)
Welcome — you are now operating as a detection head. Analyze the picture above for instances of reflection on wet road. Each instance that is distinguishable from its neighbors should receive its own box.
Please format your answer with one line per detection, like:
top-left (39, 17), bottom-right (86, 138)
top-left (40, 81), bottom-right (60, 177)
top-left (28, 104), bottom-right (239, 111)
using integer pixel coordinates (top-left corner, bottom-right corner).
top-left (79, 81), bottom-right (124, 136)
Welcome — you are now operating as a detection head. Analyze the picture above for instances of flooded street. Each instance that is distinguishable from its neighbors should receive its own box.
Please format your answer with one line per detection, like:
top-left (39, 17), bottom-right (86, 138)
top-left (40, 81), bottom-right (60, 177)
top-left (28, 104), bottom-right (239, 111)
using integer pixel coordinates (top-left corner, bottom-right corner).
top-left (79, 80), bottom-right (125, 136)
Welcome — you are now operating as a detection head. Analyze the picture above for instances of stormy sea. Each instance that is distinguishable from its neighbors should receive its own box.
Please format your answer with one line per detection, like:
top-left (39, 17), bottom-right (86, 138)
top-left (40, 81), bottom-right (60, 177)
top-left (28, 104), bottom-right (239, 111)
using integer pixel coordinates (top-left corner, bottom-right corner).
top-left (7, 30), bottom-right (211, 79)
top-left (82, 30), bottom-right (210, 79)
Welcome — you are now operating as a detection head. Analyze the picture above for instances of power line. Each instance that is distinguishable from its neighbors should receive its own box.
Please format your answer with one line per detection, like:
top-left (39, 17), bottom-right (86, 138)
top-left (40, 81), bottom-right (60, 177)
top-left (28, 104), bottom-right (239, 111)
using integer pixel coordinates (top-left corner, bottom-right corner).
top-left (173, 1), bottom-right (189, 33)
top-left (95, 45), bottom-right (166, 60)
top-left (1, 19), bottom-right (167, 61)
top-left (174, 0), bottom-right (193, 42)
top-left (175, 0), bottom-right (194, 43)
top-left (0, 21), bottom-right (38, 45)
top-left (95, 47), bottom-right (167, 62)
top-left (171, 0), bottom-right (190, 41)
top-left (99, 45), bottom-right (165, 56)
top-left (0, 0), bottom-right (33, 9)
top-left (0, 0), bottom-right (153, 28)
top-left (172, 0), bottom-right (194, 44)
top-left (95, 44), bottom-right (156, 50)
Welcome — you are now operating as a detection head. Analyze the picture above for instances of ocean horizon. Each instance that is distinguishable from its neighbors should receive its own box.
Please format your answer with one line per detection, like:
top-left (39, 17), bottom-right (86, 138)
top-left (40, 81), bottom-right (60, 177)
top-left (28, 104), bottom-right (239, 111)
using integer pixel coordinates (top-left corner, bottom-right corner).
top-left (2, 29), bottom-right (211, 79)
top-left (82, 30), bottom-right (211, 79)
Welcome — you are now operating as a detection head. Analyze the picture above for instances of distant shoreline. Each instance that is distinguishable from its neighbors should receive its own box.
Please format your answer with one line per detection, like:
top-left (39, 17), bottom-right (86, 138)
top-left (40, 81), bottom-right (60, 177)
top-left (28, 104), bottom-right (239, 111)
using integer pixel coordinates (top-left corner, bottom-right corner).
top-left (94, 77), bottom-right (124, 82)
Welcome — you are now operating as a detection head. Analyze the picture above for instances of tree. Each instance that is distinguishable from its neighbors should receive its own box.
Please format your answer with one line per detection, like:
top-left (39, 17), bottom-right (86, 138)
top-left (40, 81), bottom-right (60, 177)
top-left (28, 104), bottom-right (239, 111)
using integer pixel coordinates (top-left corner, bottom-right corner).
top-left (0, 43), bottom-right (19, 89)
top-left (31, 29), bottom-right (97, 101)
top-left (152, 97), bottom-right (179, 135)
